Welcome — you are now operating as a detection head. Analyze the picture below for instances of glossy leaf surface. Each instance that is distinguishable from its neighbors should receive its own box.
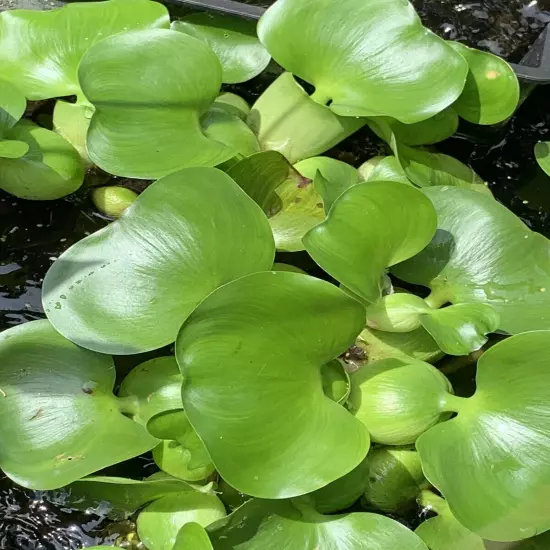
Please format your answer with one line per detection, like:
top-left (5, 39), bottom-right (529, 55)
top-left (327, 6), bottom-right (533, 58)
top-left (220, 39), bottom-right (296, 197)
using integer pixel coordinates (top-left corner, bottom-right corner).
top-left (0, 120), bottom-right (84, 200)
top-left (53, 101), bottom-right (92, 163)
top-left (393, 186), bottom-right (550, 333)
top-left (449, 42), bottom-right (519, 125)
top-left (172, 14), bottom-right (270, 84)
top-left (417, 332), bottom-right (550, 541)
top-left (359, 156), bottom-right (410, 185)
top-left (209, 499), bottom-right (428, 549)
top-left (0, 0), bottom-right (169, 99)
top-left (258, 0), bottom-right (467, 123)
top-left (0, 79), bottom-right (26, 136)
top-left (43, 167), bottom-right (274, 355)
top-left (174, 523), bottom-right (213, 550)
top-left (304, 182), bottom-right (437, 303)
top-left (349, 358), bottom-right (452, 445)
top-left (137, 492), bottom-right (226, 550)
top-left (79, 29), bottom-right (234, 178)
top-left (0, 320), bottom-right (156, 489)
top-left (177, 271), bottom-right (368, 498)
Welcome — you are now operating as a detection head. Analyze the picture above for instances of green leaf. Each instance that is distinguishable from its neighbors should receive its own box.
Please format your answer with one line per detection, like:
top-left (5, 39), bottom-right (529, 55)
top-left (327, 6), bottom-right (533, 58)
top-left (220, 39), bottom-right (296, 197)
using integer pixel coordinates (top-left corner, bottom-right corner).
top-left (79, 29), bottom-right (234, 179)
top-left (535, 141), bottom-right (550, 177)
top-left (321, 360), bottom-right (350, 405)
top-left (485, 531), bottom-right (550, 550)
top-left (43, 167), bottom-right (275, 355)
top-left (176, 271), bottom-right (369, 498)
top-left (374, 108), bottom-right (459, 147)
top-left (227, 150), bottom-right (328, 252)
top-left (52, 100), bottom-right (92, 164)
top-left (213, 92), bottom-right (250, 121)
top-left (65, 475), bottom-right (196, 518)
top-left (91, 186), bottom-right (138, 219)
top-left (419, 303), bottom-right (499, 356)
top-left (118, 357), bottom-right (183, 426)
top-left (0, 140), bottom-right (28, 158)
top-left (359, 156), bottom-right (411, 185)
top-left (148, 410), bottom-right (215, 482)
top-left (0, 120), bottom-right (84, 200)
top-left (209, 498), bottom-right (428, 550)
top-left (172, 14), bottom-right (270, 84)
top-left (349, 358), bottom-right (452, 445)
top-left (247, 72), bottom-right (365, 164)
top-left (392, 186), bottom-right (550, 334)
top-left (201, 107), bottom-right (259, 160)
top-left (297, 156), bottom-right (359, 213)
top-left (304, 182), bottom-right (437, 303)
top-left (310, 455), bottom-right (370, 514)
top-left (449, 42), bottom-right (519, 125)
top-left (417, 331), bottom-right (550, 541)
top-left (0, 320), bottom-right (157, 490)
top-left (416, 492), bottom-right (485, 550)
top-left (0, 0), bottom-right (169, 100)
top-left (258, 0), bottom-right (467, 123)
top-left (174, 523), bottom-right (213, 550)
top-left (366, 293), bottom-right (429, 333)
top-left (355, 326), bottom-right (444, 365)
top-left (363, 447), bottom-right (427, 514)
top-left (0, 79), bottom-right (26, 137)
top-left (137, 492), bottom-right (226, 550)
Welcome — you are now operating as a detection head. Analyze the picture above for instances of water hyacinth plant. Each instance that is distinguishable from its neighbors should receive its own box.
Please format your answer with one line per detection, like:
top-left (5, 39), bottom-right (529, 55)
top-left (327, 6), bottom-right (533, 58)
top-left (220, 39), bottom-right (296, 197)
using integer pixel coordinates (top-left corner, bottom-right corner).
top-left (0, 0), bottom-right (549, 548)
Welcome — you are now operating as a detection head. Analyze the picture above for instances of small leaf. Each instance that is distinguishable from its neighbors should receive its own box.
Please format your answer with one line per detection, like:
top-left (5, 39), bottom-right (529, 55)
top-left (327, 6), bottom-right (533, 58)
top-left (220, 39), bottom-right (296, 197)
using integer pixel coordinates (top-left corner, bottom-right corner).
top-left (174, 523), bottom-right (213, 550)
top-left (172, 14), bottom-right (270, 84)
top-left (0, 140), bottom-right (29, 159)
top-left (449, 42), bottom-right (519, 125)
top-left (258, 0), bottom-right (467, 123)
top-left (137, 492), bottom-right (226, 550)
top-left (349, 358), bottom-right (453, 445)
top-left (91, 186), bottom-right (138, 219)
top-left (0, 120), bottom-right (84, 200)
top-left (43, 167), bottom-right (275, 355)
top-left (52, 100), bottom-right (92, 163)
top-left (417, 331), bottom-right (550, 541)
top-left (118, 357), bottom-right (183, 426)
top-left (0, 79), bottom-right (26, 136)
top-left (321, 360), bottom-right (350, 405)
top-left (209, 498), bottom-right (428, 550)
top-left (79, 29), bottom-right (234, 178)
top-left (176, 271), bottom-right (368, 498)
top-left (0, 0), bottom-right (169, 99)
top-left (359, 155), bottom-right (411, 185)
top-left (366, 293), bottom-right (428, 333)
top-left (535, 141), bottom-right (550, 177)
top-left (303, 182), bottom-right (437, 303)
top-left (213, 92), bottom-right (250, 120)
top-left (419, 303), bottom-right (499, 356)
top-left (0, 320), bottom-right (157, 490)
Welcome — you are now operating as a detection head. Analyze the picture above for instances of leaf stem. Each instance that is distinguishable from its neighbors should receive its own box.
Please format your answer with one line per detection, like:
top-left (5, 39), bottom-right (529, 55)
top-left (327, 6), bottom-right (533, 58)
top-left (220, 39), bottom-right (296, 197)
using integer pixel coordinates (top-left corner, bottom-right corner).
top-left (424, 288), bottom-right (450, 309)
top-left (418, 490), bottom-right (447, 515)
top-left (116, 395), bottom-right (139, 416)
top-left (438, 392), bottom-right (469, 414)
top-left (309, 89), bottom-right (331, 106)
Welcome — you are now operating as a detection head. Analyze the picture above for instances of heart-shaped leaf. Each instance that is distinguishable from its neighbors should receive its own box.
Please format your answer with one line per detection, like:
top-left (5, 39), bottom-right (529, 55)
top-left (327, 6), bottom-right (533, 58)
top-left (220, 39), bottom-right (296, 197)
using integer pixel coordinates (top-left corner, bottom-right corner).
top-left (258, 0), bottom-right (467, 123)
top-left (349, 358), bottom-right (453, 445)
top-left (172, 14), bottom-right (270, 84)
top-left (449, 42), bottom-right (519, 125)
top-left (0, 0), bottom-right (169, 100)
top-left (0, 79), bottom-right (26, 137)
top-left (148, 410), bottom-right (215, 482)
top-left (392, 186), bottom-right (550, 334)
top-left (247, 72), bottom-right (365, 164)
top-left (118, 357), bottom-right (183, 426)
top-left (176, 271), bottom-right (369, 498)
top-left (65, 475), bottom-right (197, 517)
top-left (0, 320), bottom-right (157, 490)
top-left (174, 523), bottom-right (213, 550)
top-left (79, 29), bottom-right (235, 178)
top-left (137, 492), bottom-right (226, 550)
top-left (43, 167), bottom-right (275, 355)
top-left (535, 141), bottom-right (550, 177)
top-left (303, 182), bottom-right (437, 303)
top-left (415, 491), bottom-right (485, 550)
top-left (0, 120), bottom-right (84, 200)
top-left (417, 331), bottom-right (550, 541)
top-left (359, 156), bottom-right (411, 185)
top-left (363, 447), bottom-right (427, 514)
top-left (209, 498), bottom-right (428, 550)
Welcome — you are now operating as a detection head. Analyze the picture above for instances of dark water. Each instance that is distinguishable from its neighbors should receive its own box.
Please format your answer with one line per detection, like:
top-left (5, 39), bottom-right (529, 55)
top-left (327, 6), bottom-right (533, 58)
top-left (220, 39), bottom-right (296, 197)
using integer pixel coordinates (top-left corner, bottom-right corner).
top-left (241, 0), bottom-right (550, 63)
top-left (2, 2), bottom-right (550, 548)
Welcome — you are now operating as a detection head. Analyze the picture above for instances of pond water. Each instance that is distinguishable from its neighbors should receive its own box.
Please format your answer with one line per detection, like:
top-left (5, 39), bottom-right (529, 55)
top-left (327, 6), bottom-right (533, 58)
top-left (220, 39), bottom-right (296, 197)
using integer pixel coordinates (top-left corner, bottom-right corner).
top-left (2, 1), bottom-right (550, 548)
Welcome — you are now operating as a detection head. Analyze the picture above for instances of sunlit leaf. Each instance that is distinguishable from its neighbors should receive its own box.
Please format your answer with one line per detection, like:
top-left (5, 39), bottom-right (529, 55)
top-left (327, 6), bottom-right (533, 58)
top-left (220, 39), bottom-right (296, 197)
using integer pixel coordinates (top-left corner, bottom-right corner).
top-left (304, 182), bottom-right (437, 303)
top-left (172, 14), bottom-right (270, 84)
top-left (174, 523), bottom-right (213, 550)
top-left (0, 320), bottom-right (157, 490)
top-left (0, 0), bottom-right (169, 99)
top-left (176, 271), bottom-right (368, 498)
top-left (359, 156), bottom-right (410, 185)
top-left (417, 331), bottom-right (550, 541)
top-left (0, 79), bottom-right (26, 136)
top-left (43, 167), bottom-right (275, 355)
top-left (52, 100), bottom-right (92, 163)
top-left (258, 0), bottom-right (467, 123)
